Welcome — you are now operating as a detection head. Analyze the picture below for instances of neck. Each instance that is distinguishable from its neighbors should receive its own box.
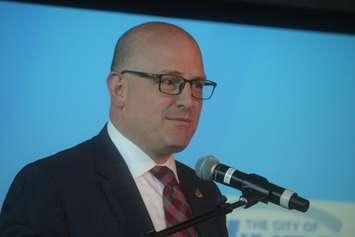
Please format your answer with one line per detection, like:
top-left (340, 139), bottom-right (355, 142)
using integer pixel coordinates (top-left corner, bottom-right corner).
top-left (151, 154), bottom-right (172, 164)
top-left (109, 117), bottom-right (173, 165)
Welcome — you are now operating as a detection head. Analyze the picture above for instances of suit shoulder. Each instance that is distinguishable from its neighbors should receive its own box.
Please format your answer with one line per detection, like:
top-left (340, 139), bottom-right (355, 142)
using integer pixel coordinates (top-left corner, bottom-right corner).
top-left (28, 135), bottom-right (97, 171)
top-left (11, 135), bottom-right (100, 191)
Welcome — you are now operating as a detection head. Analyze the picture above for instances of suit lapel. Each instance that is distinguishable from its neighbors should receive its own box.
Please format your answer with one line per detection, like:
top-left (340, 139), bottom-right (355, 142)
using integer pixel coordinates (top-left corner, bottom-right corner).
top-left (92, 126), bottom-right (155, 236)
top-left (177, 162), bottom-right (210, 236)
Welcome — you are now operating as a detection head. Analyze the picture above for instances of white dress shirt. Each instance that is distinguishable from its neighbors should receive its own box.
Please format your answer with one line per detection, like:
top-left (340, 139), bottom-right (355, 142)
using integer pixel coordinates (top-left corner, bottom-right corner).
top-left (107, 120), bottom-right (179, 231)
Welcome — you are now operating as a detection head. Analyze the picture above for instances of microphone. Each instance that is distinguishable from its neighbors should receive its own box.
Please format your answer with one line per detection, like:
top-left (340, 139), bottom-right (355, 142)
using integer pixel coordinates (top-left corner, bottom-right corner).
top-left (195, 156), bottom-right (309, 212)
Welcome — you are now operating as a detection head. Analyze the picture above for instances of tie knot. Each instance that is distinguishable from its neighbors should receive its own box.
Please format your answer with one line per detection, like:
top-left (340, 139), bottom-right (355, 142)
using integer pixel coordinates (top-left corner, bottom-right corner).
top-left (150, 166), bottom-right (178, 187)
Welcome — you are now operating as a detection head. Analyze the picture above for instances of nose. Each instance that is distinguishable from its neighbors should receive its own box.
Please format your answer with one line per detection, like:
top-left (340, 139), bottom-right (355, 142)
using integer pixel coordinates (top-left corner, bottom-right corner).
top-left (175, 82), bottom-right (194, 109)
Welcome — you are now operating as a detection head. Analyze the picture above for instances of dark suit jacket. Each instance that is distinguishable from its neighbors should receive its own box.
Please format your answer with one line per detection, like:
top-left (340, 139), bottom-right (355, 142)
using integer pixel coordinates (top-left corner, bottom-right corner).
top-left (0, 127), bottom-right (228, 237)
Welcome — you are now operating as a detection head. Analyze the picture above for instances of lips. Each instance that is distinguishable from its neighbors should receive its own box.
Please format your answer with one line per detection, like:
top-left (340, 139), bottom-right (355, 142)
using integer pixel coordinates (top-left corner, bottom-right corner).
top-left (166, 117), bottom-right (192, 123)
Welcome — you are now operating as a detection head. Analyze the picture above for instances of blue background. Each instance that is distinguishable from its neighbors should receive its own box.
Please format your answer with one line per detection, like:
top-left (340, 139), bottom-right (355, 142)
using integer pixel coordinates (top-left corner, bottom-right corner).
top-left (1, 1), bottom-right (355, 206)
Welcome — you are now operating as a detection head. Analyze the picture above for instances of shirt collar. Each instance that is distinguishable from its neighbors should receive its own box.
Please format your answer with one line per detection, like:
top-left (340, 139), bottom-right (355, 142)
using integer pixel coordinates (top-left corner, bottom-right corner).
top-left (107, 120), bottom-right (179, 181)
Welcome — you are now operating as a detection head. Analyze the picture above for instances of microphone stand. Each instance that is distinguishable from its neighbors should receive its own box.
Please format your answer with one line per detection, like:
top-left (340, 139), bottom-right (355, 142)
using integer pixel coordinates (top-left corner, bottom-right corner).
top-left (145, 189), bottom-right (267, 237)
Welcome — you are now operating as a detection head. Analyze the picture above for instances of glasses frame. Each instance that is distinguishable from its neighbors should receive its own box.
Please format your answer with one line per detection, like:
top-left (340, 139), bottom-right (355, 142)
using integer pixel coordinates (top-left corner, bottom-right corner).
top-left (120, 70), bottom-right (217, 100)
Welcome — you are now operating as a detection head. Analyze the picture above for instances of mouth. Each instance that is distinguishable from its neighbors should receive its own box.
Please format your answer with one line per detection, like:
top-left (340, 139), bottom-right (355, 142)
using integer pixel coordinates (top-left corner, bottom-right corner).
top-left (166, 117), bottom-right (192, 124)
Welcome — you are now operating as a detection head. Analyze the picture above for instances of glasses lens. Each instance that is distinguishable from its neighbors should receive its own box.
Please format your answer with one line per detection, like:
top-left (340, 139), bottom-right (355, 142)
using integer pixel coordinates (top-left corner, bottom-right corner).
top-left (160, 75), bottom-right (183, 95)
top-left (191, 80), bottom-right (215, 99)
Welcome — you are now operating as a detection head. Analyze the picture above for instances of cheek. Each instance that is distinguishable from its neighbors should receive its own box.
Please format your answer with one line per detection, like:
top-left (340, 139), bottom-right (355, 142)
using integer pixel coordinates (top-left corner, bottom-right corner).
top-left (195, 104), bottom-right (202, 120)
top-left (192, 102), bottom-right (202, 123)
top-left (127, 94), bottom-right (169, 128)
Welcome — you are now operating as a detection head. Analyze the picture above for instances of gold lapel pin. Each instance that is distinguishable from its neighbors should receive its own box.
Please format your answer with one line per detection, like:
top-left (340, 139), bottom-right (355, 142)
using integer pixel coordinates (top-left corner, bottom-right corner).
top-left (194, 188), bottom-right (203, 198)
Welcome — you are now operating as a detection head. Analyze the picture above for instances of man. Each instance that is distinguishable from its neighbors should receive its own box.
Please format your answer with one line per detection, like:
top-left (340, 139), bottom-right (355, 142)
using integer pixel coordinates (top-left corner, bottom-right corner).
top-left (0, 22), bottom-right (228, 237)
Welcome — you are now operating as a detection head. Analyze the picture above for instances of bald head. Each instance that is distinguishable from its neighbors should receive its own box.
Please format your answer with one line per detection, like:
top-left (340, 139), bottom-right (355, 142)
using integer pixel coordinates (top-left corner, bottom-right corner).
top-left (110, 22), bottom-right (203, 72)
top-left (107, 22), bottom-right (206, 160)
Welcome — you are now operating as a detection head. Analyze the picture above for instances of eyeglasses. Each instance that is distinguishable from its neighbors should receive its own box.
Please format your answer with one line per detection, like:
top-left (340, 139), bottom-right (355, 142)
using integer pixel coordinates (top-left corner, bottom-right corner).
top-left (120, 70), bottom-right (217, 100)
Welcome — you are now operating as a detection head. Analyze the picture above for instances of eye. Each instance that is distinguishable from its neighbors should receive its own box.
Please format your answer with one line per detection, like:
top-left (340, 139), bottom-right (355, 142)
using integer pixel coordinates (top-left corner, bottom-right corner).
top-left (160, 75), bottom-right (182, 88)
top-left (162, 75), bottom-right (179, 83)
top-left (192, 80), bottom-right (205, 91)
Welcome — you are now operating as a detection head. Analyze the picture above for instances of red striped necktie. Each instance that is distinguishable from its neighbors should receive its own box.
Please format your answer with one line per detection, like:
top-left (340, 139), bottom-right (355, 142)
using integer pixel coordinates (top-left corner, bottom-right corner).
top-left (150, 166), bottom-right (198, 237)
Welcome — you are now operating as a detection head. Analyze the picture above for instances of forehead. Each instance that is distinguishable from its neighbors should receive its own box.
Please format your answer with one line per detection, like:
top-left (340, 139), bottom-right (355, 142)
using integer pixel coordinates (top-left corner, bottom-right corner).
top-left (160, 70), bottom-right (206, 81)
top-left (123, 28), bottom-right (205, 78)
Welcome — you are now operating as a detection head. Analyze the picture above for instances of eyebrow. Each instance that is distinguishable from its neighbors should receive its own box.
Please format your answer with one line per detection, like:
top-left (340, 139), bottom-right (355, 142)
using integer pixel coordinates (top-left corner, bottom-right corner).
top-left (160, 70), bottom-right (206, 80)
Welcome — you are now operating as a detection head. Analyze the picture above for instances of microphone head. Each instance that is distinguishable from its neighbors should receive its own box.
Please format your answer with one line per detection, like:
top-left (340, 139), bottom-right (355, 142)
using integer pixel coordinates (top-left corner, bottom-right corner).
top-left (195, 155), bottom-right (219, 181)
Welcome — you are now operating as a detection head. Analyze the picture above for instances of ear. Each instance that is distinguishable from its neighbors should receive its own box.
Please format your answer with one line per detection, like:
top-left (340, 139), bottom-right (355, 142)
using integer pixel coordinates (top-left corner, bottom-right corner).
top-left (107, 71), bottom-right (126, 108)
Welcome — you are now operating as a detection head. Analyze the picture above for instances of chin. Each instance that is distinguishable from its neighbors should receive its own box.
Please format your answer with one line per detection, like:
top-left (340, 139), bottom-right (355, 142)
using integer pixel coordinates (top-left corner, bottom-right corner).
top-left (164, 142), bottom-right (189, 154)
top-left (163, 131), bottom-right (194, 153)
